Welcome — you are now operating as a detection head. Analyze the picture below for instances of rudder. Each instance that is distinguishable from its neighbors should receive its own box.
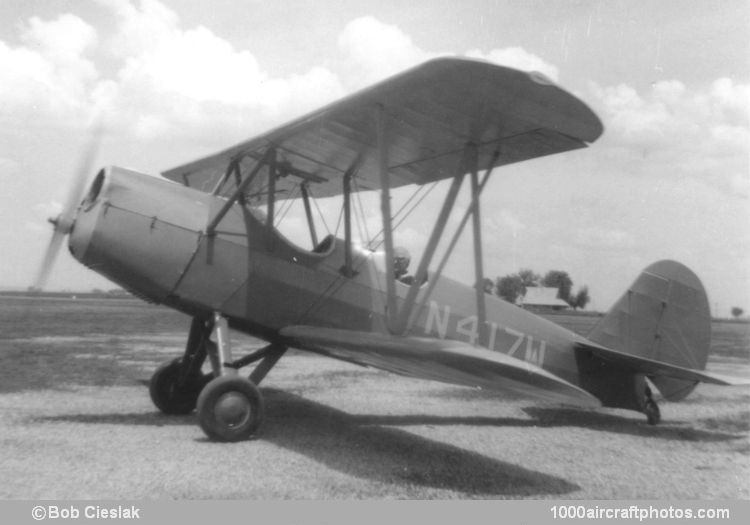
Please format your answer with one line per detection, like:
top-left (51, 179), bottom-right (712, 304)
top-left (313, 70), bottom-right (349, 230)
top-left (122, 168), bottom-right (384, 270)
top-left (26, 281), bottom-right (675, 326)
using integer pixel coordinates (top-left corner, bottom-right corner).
top-left (587, 260), bottom-right (711, 401)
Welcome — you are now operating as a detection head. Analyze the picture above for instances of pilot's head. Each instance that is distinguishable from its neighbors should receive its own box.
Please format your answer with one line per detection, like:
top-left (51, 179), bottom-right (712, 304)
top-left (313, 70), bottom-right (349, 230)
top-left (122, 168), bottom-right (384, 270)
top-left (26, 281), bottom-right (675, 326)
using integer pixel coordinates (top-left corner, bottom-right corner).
top-left (394, 246), bottom-right (410, 278)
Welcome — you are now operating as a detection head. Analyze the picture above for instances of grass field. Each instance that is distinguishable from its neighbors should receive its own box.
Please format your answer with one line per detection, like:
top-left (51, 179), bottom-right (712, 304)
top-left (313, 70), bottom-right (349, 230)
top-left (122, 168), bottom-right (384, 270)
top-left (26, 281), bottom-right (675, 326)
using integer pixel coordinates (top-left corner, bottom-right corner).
top-left (0, 296), bottom-right (748, 499)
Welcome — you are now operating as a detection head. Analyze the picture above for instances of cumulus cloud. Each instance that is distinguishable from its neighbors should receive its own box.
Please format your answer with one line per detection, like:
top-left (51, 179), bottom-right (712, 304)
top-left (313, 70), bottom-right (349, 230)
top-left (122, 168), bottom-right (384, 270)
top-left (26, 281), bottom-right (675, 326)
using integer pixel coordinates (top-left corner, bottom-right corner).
top-left (465, 47), bottom-right (559, 82)
top-left (0, 2), bottom-right (569, 151)
top-left (1, 1), bottom-right (745, 201)
top-left (0, 14), bottom-right (97, 117)
top-left (0, 0), bottom-right (347, 144)
top-left (589, 77), bottom-right (750, 198)
top-left (336, 17), bottom-right (561, 90)
top-left (115, 25), bottom-right (265, 105)
top-left (337, 16), bottom-right (434, 88)
top-left (95, 0), bottom-right (179, 58)
top-left (2, 2), bottom-right (744, 208)
top-left (90, 0), bottom-right (346, 140)
top-left (591, 78), bottom-right (749, 145)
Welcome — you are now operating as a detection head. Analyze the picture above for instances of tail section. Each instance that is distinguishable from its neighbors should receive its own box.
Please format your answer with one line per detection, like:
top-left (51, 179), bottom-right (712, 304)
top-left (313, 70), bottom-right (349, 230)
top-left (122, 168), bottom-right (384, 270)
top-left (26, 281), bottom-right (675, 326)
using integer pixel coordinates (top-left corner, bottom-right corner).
top-left (587, 260), bottom-right (711, 401)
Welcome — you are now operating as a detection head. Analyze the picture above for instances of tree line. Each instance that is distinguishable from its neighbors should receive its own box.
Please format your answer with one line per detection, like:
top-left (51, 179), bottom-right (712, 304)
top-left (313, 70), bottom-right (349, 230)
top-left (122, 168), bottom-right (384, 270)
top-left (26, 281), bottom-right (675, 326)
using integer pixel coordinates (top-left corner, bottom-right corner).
top-left (484, 268), bottom-right (591, 310)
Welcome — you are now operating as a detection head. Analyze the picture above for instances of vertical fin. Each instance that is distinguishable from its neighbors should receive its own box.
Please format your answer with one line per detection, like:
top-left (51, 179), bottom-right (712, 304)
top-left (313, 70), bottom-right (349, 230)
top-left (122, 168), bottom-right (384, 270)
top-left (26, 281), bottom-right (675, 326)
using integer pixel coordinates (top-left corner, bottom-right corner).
top-left (587, 260), bottom-right (711, 400)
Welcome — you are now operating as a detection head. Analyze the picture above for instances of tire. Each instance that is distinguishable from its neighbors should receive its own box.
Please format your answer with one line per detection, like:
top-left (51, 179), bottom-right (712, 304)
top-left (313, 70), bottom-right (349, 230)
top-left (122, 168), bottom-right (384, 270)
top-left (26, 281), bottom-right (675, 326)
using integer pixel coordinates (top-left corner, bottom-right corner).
top-left (149, 359), bottom-right (208, 415)
top-left (197, 375), bottom-right (264, 442)
top-left (645, 398), bottom-right (661, 425)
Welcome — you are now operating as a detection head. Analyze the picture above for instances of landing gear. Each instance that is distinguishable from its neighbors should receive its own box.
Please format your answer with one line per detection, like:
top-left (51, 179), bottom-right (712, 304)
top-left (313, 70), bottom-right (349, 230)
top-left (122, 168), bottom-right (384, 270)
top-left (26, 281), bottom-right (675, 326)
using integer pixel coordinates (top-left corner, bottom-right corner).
top-left (643, 385), bottom-right (661, 425)
top-left (197, 375), bottom-right (264, 441)
top-left (196, 313), bottom-right (287, 441)
top-left (149, 358), bottom-right (209, 414)
top-left (150, 317), bottom-right (212, 415)
top-left (148, 313), bottom-right (287, 441)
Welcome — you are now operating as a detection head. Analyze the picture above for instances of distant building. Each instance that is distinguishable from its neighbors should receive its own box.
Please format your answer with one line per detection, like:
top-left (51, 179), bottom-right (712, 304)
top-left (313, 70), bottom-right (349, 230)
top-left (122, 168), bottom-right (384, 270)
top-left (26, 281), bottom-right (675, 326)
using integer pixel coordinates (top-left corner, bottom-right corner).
top-left (519, 286), bottom-right (569, 312)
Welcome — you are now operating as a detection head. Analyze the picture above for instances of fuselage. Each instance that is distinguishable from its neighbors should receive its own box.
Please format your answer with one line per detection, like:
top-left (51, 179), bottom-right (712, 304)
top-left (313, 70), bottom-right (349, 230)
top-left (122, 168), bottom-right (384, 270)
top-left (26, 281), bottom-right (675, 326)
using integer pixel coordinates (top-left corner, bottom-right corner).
top-left (70, 167), bottom-right (592, 388)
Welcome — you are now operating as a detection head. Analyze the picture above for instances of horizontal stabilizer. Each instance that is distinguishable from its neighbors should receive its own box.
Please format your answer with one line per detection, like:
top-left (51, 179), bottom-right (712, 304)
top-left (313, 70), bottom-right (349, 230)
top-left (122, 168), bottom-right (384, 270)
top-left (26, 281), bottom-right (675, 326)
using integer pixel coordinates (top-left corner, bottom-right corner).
top-left (281, 325), bottom-right (601, 408)
top-left (577, 341), bottom-right (749, 386)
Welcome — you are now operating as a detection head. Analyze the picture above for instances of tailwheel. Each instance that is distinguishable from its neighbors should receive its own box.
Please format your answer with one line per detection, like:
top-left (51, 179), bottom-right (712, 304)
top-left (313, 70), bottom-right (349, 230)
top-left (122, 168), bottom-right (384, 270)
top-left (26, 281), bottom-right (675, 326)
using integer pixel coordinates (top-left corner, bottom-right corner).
top-left (197, 375), bottom-right (264, 442)
top-left (643, 386), bottom-right (661, 425)
top-left (149, 358), bottom-right (210, 415)
top-left (644, 398), bottom-right (661, 425)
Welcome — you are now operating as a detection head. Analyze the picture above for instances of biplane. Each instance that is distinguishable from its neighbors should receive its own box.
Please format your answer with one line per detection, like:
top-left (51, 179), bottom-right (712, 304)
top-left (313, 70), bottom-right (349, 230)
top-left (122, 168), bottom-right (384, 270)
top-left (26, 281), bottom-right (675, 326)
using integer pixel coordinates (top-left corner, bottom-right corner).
top-left (37, 58), bottom-right (742, 441)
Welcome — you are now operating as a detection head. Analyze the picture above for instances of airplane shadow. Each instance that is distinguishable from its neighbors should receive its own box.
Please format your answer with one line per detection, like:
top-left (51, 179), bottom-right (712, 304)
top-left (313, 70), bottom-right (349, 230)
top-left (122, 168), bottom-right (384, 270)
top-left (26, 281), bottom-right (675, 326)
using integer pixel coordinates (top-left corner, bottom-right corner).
top-left (39, 403), bottom-right (741, 443)
top-left (35, 388), bottom-right (579, 498)
top-left (521, 407), bottom-right (746, 442)
top-left (33, 389), bottom-right (743, 496)
top-left (258, 389), bottom-right (578, 497)
top-left (347, 407), bottom-right (744, 442)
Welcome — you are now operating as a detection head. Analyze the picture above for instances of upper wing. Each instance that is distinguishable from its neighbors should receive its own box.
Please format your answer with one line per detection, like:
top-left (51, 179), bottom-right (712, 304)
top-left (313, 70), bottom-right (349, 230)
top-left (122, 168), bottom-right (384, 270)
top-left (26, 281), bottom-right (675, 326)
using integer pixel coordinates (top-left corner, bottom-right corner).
top-left (280, 325), bottom-right (601, 407)
top-left (162, 57), bottom-right (603, 200)
top-left (577, 341), bottom-right (749, 386)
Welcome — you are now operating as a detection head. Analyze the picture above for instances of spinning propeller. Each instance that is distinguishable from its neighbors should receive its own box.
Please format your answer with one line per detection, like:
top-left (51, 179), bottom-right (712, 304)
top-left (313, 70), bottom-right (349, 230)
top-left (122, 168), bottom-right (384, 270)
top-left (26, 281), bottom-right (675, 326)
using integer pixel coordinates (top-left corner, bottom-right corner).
top-left (33, 123), bottom-right (102, 291)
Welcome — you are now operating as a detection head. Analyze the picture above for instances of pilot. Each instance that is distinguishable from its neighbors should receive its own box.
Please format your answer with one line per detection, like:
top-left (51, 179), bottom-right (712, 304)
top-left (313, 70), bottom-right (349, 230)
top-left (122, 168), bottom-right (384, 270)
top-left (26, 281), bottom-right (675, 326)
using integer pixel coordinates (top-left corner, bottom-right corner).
top-left (394, 246), bottom-right (422, 285)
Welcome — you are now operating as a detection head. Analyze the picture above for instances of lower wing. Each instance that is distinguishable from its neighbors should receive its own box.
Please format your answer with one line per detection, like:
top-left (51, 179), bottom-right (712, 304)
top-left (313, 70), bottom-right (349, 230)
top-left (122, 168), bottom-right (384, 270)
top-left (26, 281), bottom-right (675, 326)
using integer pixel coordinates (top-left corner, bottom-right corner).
top-left (280, 325), bottom-right (600, 408)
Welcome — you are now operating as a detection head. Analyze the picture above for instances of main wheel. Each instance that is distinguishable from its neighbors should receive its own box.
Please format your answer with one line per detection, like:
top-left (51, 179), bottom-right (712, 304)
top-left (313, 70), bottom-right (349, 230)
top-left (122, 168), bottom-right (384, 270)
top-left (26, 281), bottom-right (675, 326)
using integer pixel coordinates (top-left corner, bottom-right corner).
top-left (149, 358), bottom-right (209, 415)
top-left (644, 398), bottom-right (661, 425)
top-left (197, 375), bottom-right (264, 442)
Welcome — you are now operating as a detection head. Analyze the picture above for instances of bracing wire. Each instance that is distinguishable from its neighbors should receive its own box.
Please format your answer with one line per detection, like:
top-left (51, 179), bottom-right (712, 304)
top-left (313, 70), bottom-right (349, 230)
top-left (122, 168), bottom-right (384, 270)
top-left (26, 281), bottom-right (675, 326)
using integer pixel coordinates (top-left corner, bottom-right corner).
top-left (309, 187), bottom-right (331, 234)
top-left (363, 185), bottom-right (423, 249)
top-left (333, 203), bottom-right (344, 237)
top-left (249, 178), bottom-right (270, 207)
top-left (390, 181), bottom-right (439, 237)
top-left (295, 179), bottom-right (441, 325)
top-left (352, 178), bottom-right (373, 247)
top-left (274, 183), bottom-right (299, 227)
top-left (367, 180), bottom-right (439, 251)
top-left (354, 200), bottom-right (367, 247)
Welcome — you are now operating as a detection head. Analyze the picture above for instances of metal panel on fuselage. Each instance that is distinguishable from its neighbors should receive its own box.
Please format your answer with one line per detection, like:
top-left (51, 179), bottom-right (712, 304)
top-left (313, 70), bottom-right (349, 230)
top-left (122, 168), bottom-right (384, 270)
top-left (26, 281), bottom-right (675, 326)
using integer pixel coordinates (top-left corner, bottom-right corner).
top-left (86, 206), bottom-right (200, 301)
top-left (70, 168), bottom-right (209, 303)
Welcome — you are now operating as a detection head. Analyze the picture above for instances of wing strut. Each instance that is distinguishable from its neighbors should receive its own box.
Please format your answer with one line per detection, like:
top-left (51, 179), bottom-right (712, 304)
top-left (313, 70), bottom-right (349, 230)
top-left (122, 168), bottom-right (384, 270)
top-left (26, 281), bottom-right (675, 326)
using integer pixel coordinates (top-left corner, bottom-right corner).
top-left (300, 183), bottom-right (318, 247)
top-left (341, 166), bottom-right (357, 277)
top-left (468, 143), bottom-right (488, 346)
top-left (206, 149), bottom-right (274, 236)
top-left (393, 164), bottom-right (465, 334)
top-left (406, 149), bottom-right (500, 335)
top-left (266, 148), bottom-right (277, 244)
top-left (377, 105), bottom-right (399, 330)
top-left (374, 102), bottom-right (499, 337)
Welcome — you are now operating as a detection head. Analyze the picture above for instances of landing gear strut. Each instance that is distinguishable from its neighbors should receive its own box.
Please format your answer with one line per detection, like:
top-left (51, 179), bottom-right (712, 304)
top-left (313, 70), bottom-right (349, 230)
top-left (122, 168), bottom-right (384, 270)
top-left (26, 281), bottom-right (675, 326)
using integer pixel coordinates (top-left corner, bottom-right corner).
top-left (643, 385), bottom-right (661, 425)
top-left (149, 313), bottom-right (286, 442)
top-left (149, 318), bottom-right (212, 414)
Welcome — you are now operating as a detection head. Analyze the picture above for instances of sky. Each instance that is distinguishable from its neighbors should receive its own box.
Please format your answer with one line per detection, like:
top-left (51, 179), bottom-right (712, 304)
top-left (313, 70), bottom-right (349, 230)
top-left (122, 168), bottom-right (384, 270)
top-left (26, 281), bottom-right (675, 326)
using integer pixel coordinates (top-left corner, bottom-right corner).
top-left (0, 0), bottom-right (748, 315)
